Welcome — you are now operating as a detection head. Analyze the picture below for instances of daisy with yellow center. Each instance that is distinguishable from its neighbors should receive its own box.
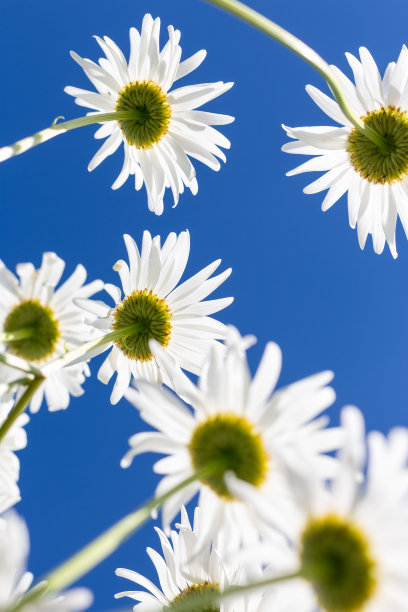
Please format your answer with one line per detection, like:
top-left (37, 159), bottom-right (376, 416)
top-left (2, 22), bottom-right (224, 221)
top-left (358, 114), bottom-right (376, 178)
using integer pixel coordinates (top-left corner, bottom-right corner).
top-left (122, 327), bottom-right (343, 554)
top-left (0, 255), bottom-right (103, 412)
top-left (115, 506), bottom-right (263, 612)
top-left (75, 230), bottom-right (233, 405)
top-left (65, 13), bottom-right (234, 215)
top-left (259, 406), bottom-right (408, 612)
top-left (283, 46), bottom-right (408, 257)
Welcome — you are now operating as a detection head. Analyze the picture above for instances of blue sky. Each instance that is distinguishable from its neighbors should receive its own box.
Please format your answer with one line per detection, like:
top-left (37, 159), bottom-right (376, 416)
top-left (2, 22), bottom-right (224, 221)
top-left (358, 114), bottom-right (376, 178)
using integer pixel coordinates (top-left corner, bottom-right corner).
top-left (1, 0), bottom-right (407, 608)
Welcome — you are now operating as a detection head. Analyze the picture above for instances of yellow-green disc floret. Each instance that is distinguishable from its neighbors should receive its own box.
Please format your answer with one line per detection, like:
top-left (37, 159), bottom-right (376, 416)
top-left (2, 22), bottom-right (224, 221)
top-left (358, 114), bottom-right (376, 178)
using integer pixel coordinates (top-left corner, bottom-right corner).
top-left (189, 414), bottom-right (268, 499)
top-left (116, 80), bottom-right (171, 149)
top-left (3, 299), bottom-right (60, 362)
top-left (167, 582), bottom-right (220, 612)
top-left (112, 289), bottom-right (172, 361)
top-left (348, 107), bottom-right (408, 183)
top-left (300, 514), bottom-right (377, 612)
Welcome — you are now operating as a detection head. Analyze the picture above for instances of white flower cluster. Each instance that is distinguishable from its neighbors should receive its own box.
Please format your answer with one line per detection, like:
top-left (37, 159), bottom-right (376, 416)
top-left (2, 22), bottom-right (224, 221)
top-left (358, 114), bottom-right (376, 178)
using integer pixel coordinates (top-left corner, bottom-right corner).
top-left (0, 9), bottom-right (408, 612)
top-left (116, 381), bottom-right (408, 612)
top-left (0, 227), bottom-right (234, 611)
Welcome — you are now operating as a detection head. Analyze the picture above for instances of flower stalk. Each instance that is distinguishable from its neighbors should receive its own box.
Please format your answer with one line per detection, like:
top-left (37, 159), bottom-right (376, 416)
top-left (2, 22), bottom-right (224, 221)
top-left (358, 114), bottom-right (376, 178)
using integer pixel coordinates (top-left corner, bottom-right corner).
top-left (0, 351), bottom-right (42, 376)
top-left (4, 467), bottom-right (219, 612)
top-left (0, 110), bottom-right (144, 163)
top-left (42, 323), bottom-right (149, 376)
top-left (0, 323), bottom-right (149, 440)
top-left (202, 0), bottom-right (389, 152)
top-left (0, 375), bottom-right (44, 443)
top-left (167, 570), bottom-right (303, 611)
top-left (0, 328), bottom-right (34, 342)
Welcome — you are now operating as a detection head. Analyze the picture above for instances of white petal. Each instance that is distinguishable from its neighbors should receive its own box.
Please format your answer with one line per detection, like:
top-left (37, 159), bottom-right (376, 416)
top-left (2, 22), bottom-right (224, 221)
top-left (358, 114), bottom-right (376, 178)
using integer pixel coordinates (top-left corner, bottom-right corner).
top-left (306, 84), bottom-right (350, 125)
top-left (286, 152), bottom-right (348, 177)
top-left (250, 342), bottom-right (282, 409)
top-left (321, 167), bottom-right (353, 211)
top-left (303, 165), bottom-right (350, 195)
top-left (175, 50), bottom-right (206, 81)
top-left (283, 124), bottom-right (349, 150)
top-left (359, 47), bottom-right (384, 105)
top-left (88, 130), bottom-right (122, 171)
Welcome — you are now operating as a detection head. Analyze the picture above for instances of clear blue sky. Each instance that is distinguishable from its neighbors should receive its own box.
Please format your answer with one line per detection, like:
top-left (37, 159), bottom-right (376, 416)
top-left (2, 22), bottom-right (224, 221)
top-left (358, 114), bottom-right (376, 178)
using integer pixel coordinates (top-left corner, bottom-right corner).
top-left (1, 0), bottom-right (407, 609)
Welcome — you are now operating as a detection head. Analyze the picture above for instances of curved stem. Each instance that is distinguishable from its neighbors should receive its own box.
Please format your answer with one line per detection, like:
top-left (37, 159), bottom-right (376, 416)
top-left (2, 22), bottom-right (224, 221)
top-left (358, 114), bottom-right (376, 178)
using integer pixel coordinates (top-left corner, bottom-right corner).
top-left (0, 376), bottom-right (44, 443)
top-left (0, 328), bottom-right (34, 342)
top-left (0, 325), bottom-right (142, 438)
top-left (41, 324), bottom-right (145, 376)
top-left (5, 467), bottom-right (215, 612)
top-left (0, 110), bottom-right (139, 163)
top-left (202, 0), bottom-right (389, 151)
top-left (223, 570), bottom-right (302, 595)
top-left (0, 352), bottom-right (42, 376)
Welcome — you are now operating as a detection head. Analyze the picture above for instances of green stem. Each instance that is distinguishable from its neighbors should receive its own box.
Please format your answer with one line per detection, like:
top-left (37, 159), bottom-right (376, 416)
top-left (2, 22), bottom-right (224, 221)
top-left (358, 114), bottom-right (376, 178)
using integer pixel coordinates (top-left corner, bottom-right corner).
top-left (0, 351), bottom-right (42, 376)
top-left (41, 324), bottom-right (144, 376)
top-left (202, 0), bottom-right (389, 151)
top-left (0, 110), bottom-right (141, 163)
top-left (0, 324), bottom-right (143, 438)
top-left (45, 478), bottom-right (193, 592)
top-left (223, 570), bottom-right (302, 595)
top-left (0, 376), bottom-right (44, 443)
top-left (168, 570), bottom-right (302, 611)
top-left (6, 468), bottom-right (212, 612)
top-left (0, 328), bottom-right (34, 342)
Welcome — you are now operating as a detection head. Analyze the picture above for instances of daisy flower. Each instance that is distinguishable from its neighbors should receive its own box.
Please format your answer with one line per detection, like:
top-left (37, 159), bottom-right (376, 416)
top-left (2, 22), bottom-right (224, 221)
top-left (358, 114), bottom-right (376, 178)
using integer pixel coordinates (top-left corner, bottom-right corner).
top-left (282, 46), bottom-right (408, 257)
top-left (0, 511), bottom-right (93, 612)
top-left (115, 505), bottom-right (263, 612)
top-left (122, 326), bottom-right (344, 554)
top-left (260, 406), bottom-right (408, 612)
top-left (0, 254), bottom-right (103, 412)
top-left (65, 13), bottom-right (234, 215)
top-left (76, 230), bottom-right (233, 405)
top-left (0, 398), bottom-right (28, 513)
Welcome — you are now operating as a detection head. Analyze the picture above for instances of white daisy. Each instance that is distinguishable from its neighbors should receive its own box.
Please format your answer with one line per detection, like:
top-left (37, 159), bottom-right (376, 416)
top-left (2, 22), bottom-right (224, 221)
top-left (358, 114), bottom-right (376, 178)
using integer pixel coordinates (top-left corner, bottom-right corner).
top-left (0, 254), bottom-right (103, 412)
top-left (260, 406), bottom-right (408, 612)
top-left (115, 505), bottom-right (263, 612)
top-left (0, 511), bottom-right (93, 612)
top-left (0, 398), bottom-right (28, 514)
top-left (65, 13), bottom-right (234, 215)
top-left (76, 230), bottom-right (233, 405)
top-left (282, 46), bottom-right (408, 257)
top-left (122, 326), bottom-right (344, 555)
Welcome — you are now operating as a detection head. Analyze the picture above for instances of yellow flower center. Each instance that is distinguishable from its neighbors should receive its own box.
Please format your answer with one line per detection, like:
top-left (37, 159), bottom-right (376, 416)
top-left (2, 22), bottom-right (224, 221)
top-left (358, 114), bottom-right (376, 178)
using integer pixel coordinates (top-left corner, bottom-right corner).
top-left (168, 582), bottom-right (220, 612)
top-left (112, 289), bottom-right (171, 361)
top-left (300, 514), bottom-right (377, 612)
top-left (3, 299), bottom-right (60, 361)
top-left (347, 106), bottom-right (408, 183)
top-left (115, 80), bottom-right (171, 148)
top-left (189, 414), bottom-right (268, 499)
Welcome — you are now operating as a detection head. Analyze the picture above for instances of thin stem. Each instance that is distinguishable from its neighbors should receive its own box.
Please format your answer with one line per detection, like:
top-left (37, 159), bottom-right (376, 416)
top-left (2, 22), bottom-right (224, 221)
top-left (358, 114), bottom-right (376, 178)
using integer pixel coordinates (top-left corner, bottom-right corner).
top-left (0, 376), bottom-right (44, 443)
top-left (41, 324), bottom-right (142, 376)
top-left (0, 328), bottom-right (34, 342)
top-left (202, 0), bottom-right (389, 151)
top-left (0, 110), bottom-right (140, 163)
top-left (0, 351), bottom-right (42, 376)
top-left (44, 475), bottom-right (195, 592)
top-left (6, 468), bottom-right (214, 612)
top-left (168, 570), bottom-right (302, 611)
top-left (223, 570), bottom-right (302, 596)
